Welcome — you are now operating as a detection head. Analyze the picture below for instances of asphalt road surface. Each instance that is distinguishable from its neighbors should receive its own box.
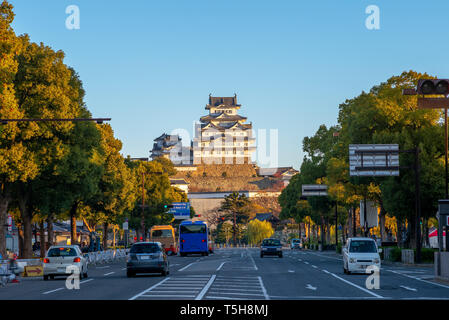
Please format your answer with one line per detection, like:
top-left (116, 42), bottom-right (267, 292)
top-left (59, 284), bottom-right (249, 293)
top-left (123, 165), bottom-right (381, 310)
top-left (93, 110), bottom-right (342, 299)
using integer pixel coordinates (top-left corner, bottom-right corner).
top-left (0, 248), bottom-right (448, 300)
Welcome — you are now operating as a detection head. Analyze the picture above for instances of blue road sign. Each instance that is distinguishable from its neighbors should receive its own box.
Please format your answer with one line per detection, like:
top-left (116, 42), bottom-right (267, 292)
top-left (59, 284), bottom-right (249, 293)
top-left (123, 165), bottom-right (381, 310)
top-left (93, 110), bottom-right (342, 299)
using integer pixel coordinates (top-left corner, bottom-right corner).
top-left (168, 202), bottom-right (191, 220)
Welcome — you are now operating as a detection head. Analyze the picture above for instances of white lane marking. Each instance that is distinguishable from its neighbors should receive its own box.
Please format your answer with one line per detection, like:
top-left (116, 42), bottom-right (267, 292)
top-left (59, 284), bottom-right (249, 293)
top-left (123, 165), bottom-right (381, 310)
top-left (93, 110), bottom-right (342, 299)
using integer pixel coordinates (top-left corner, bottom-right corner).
top-left (140, 294), bottom-right (195, 298)
top-left (195, 275), bottom-right (216, 300)
top-left (288, 270), bottom-right (295, 273)
top-left (206, 296), bottom-right (245, 300)
top-left (327, 272), bottom-right (384, 299)
top-left (104, 272), bottom-right (115, 276)
top-left (312, 265), bottom-right (318, 269)
top-left (43, 287), bottom-right (64, 295)
top-left (268, 295), bottom-right (384, 300)
top-left (42, 278), bottom-right (94, 295)
top-left (258, 276), bottom-right (270, 300)
top-left (306, 251), bottom-right (342, 261)
top-left (304, 261), bottom-right (310, 265)
top-left (400, 285), bottom-right (417, 292)
top-left (306, 284), bottom-right (317, 291)
top-left (322, 270), bottom-right (330, 274)
top-left (96, 266), bottom-right (110, 269)
top-left (387, 270), bottom-right (449, 289)
top-left (129, 277), bottom-right (171, 300)
top-left (121, 268), bottom-right (126, 271)
top-left (216, 262), bottom-right (226, 271)
top-left (248, 250), bottom-right (258, 271)
top-left (178, 262), bottom-right (196, 271)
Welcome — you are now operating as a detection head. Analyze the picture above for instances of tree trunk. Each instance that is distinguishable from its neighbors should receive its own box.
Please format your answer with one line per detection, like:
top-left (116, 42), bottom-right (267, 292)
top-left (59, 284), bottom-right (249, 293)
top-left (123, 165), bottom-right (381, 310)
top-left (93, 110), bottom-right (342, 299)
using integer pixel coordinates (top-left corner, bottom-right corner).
top-left (70, 203), bottom-right (78, 245)
top-left (103, 222), bottom-right (109, 250)
top-left (21, 210), bottom-right (33, 259)
top-left (18, 194), bottom-right (33, 259)
top-left (0, 196), bottom-right (9, 259)
top-left (409, 216), bottom-right (416, 250)
top-left (352, 207), bottom-right (357, 237)
top-left (40, 220), bottom-right (46, 258)
top-left (18, 222), bottom-right (24, 258)
top-left (47, 214), bottom-right (54, 248)
top-left (379, 205), bottom-right (386, 242)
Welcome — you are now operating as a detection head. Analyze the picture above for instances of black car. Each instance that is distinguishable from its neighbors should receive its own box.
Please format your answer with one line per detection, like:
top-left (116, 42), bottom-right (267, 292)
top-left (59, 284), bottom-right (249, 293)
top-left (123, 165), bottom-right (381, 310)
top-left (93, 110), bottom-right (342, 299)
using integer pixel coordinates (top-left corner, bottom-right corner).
top-left (126, 242), bottom-right (169, 277)
top-left (260, 238), bottom-right (283, 258)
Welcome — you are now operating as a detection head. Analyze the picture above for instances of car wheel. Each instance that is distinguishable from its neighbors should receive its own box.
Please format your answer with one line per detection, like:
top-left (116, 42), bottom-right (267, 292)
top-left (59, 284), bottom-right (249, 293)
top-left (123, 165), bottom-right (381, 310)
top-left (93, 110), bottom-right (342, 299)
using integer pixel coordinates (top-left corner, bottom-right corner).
top-left (127, 270), bottom-right (135, 278)
top-left (180, 253), bottom-right (186, 257)
top-left (260, 254), bottom-right (263, 258)
top-left (50, 275), bottom-right (55, 280)
top-left (43, 275), bottom-right (49, 281)
top-left (279, 254), bottom-right (283, 258)
top-left (161, 269), bottom-right (168, 276)
top-left (205, 252), bottom-right (209, 256)
top-left (83, 270), bottom-right (88, 278)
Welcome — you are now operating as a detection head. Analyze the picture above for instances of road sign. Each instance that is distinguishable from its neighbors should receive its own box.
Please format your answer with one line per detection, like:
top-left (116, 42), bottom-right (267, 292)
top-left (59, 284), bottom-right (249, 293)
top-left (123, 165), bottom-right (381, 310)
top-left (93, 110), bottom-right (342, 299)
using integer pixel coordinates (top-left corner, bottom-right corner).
top-left (302, 184), bottom-right (328, 196)
top-left (349, 144), bottom-right (399, 176)
top-left (360, 200), bottom-right (379, 228)
top-left (417, 97), bottom-right (449, 109)
top-left (122, 222), bottom-right (128, 230)
top-left (168, 202), bottom-right (191, 220)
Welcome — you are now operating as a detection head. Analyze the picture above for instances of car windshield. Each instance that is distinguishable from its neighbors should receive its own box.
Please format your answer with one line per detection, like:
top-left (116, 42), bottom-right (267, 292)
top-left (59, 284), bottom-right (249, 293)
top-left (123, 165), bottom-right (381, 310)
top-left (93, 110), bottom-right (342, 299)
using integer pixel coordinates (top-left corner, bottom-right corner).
top-left (262, 239), bottom-right (281, 246)
top-left (292, 239), bottom-right (300, 243)
top-left (130, 244), bottom-right (160, 254)
top-left (48, 247), bottom-right (77, 257)
top-left (180, 224), bottom-right (206, 234)
top-left (349, 240), bottom-right (377, 253)
top-left (152, 229), bottom-right (173, 238)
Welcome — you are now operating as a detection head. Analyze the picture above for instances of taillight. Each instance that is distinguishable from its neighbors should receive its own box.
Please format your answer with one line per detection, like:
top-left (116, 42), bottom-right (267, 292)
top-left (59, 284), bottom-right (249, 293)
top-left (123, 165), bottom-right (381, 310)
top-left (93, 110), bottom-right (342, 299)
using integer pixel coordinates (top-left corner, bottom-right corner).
top-left (73, 257), bottom-right (81, 263)
top-left (43, 258), bottom-right (50, 263)
top-left (202, 239), bottom-right (205, 242)
top-left (182, 240), bottom-right (185, 243)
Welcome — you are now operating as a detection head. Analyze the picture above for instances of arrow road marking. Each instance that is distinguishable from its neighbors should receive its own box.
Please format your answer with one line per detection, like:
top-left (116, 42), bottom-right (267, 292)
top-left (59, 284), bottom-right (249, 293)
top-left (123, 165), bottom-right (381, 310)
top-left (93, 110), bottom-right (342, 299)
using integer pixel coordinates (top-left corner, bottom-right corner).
top-left (400, 285), bottom-right (417, 292)
top-left (306, 284), bottom-right (317, 291)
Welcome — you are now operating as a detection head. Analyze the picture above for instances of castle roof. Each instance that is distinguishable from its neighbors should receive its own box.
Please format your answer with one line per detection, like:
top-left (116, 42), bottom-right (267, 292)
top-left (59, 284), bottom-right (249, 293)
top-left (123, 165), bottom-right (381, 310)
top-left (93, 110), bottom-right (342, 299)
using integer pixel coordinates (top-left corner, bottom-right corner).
top-left (206, 94), bottom-right (241, 110)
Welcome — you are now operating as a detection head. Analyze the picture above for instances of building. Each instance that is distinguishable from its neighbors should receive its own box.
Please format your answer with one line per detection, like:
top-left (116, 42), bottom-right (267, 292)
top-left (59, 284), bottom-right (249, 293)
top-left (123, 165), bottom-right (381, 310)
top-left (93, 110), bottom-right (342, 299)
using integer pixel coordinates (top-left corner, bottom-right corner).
top-left (170, 178), bottom-right (189, 194)
top-left (193, 94), bottom-right (256, 165)
top-left (150, 133), bottom-right (192, 164)
top-left (257, 167), bottom-right (299, 187)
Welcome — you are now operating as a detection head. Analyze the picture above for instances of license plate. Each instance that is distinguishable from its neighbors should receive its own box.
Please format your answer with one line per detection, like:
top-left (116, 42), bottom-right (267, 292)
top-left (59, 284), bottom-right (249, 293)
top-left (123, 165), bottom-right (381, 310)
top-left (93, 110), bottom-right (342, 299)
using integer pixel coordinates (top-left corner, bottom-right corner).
top-left (140, 256), bottom-right (150, 260)
top-left (361, 265), bottom-right (368, 269)
top-left (57, 268), bottom-right (65, 273)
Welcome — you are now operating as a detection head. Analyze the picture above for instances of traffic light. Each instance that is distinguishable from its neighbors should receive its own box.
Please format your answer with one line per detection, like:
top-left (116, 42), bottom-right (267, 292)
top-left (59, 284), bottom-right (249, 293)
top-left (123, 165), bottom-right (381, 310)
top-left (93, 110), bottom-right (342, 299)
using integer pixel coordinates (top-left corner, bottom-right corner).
top-left (164, 204), bottom-right (174, 209)
top-left (417, 79), bottom-right (449, 95)
top-left (134, 236), bottom-right (137, 241)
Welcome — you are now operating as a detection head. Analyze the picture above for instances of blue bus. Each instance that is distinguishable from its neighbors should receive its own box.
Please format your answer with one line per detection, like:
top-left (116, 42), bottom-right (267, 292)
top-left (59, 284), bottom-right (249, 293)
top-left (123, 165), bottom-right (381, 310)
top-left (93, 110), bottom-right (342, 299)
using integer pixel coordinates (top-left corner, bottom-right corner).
top-left (179, 221), bottom-right (209, 257)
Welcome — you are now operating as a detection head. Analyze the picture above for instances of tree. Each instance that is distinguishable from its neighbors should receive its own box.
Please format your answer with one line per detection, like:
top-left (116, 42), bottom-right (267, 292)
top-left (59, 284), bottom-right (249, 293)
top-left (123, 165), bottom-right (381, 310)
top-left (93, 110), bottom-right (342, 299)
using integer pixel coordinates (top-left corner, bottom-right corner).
top-left (246, 220), bottom-right (274, 245)
top-left (219, 192), bottom-right (252, 245)
top-left (0, 0), bottom-right (38, 258)
top-left (84, 124), bottom-right (136, 249)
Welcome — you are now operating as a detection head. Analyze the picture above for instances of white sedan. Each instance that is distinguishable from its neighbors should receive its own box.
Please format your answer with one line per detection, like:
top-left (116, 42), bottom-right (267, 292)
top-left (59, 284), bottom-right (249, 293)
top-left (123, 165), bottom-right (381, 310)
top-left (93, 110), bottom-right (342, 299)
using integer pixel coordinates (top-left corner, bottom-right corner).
top-left (342, 237), bottom-right (382, 274)
top-left (43, 245), bottom-right (88, 280)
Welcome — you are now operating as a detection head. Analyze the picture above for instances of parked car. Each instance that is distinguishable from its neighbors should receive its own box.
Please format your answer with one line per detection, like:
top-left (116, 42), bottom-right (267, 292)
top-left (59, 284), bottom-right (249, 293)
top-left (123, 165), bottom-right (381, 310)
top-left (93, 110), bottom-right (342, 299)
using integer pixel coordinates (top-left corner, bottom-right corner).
top-left (126, 242), bottom-right (169, 277)
top-left (342, 237), bottom-right (382, 274)
top-left (290, 238), bottom-right (302, 250)
top-left (260, 238), bottom-right (283, 258)
top-left (43, 245), bottom-right (88, 280)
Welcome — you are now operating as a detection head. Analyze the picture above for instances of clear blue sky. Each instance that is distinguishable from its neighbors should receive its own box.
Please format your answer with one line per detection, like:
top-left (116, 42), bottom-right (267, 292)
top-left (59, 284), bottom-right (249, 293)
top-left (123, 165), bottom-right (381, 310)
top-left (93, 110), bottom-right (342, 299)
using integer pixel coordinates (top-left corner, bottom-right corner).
top-left (8, 0), bottom-right (449, 169)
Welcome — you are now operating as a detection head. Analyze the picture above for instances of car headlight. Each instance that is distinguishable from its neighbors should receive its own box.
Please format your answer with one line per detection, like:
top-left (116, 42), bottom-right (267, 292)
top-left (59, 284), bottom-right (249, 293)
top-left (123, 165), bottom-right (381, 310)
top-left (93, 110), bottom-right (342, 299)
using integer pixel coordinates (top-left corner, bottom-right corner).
top-left (373, 258), bottom-right (380, 264)
top-left (262, 248), bottom-right (268, 251)
top-left (349, 258), bottom-right (356, 263)
top-left (276, 247), bottom-right (281, 251)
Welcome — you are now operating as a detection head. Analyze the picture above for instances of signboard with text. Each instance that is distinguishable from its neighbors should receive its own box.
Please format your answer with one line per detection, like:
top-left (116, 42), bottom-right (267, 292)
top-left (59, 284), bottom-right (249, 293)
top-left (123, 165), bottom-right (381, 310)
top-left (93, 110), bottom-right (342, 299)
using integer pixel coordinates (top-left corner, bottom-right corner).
top-left (168, 202), bottom-right (191, 220)
top-left (349, 144), bottom-right (399, 177)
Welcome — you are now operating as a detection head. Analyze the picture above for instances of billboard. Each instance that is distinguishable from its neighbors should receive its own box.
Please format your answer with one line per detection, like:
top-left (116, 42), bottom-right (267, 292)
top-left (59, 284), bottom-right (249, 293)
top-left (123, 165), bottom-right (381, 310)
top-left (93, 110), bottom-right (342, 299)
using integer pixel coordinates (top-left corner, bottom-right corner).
top-left (349, 144), bottom-right (399, 177)
top-left (302, 184), bottom-right (328, 197)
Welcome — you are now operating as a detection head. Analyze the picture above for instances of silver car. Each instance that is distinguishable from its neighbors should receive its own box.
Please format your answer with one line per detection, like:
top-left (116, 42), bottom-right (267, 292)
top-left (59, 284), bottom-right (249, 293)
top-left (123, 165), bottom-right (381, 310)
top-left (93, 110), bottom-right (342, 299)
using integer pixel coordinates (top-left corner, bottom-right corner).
top-left (126, 242), bottom-right (169, 277)
top-left (43, 245), bottom-right (88, 280)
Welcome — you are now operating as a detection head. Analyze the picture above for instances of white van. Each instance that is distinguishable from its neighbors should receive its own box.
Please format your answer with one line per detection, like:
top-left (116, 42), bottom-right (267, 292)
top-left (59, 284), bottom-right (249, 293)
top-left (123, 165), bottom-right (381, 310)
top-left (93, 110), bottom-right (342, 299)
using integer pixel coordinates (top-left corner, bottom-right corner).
top-left (342, 237), bottom-right (382, 274)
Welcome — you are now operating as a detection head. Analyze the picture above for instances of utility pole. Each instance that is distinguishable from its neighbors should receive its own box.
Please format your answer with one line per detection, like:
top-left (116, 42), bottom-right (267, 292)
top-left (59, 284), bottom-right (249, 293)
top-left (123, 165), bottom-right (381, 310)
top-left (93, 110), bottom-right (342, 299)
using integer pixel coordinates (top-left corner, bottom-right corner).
top-left (141, 171), bottom-right (145, 242)
top-left (335, 201), bottom-right (338, 251)
top-left (414, 147), bottom-right (422, 263)
top-left (233, 211), bottom-right (236, 246)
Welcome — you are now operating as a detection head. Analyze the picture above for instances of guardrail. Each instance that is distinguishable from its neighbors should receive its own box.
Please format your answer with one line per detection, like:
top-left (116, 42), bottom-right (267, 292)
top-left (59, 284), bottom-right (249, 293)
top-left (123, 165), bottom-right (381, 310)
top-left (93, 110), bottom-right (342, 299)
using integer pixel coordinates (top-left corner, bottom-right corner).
top-left (14, 248), bottom-right (130, 271)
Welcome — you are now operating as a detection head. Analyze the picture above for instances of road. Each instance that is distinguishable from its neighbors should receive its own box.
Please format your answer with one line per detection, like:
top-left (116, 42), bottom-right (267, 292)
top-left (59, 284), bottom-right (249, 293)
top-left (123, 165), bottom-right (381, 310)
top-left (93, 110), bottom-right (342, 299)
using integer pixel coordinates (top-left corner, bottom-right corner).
top-left (1, 248), bottom-right (448, 300)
